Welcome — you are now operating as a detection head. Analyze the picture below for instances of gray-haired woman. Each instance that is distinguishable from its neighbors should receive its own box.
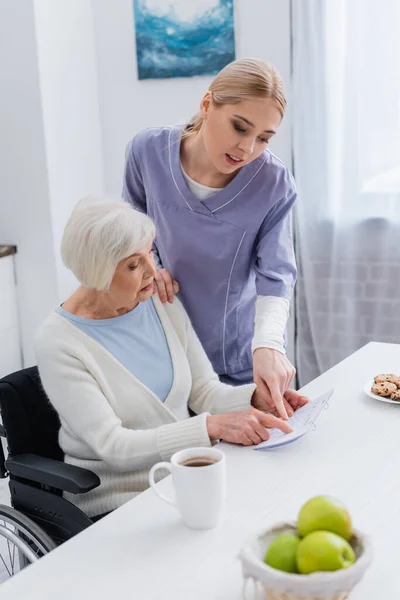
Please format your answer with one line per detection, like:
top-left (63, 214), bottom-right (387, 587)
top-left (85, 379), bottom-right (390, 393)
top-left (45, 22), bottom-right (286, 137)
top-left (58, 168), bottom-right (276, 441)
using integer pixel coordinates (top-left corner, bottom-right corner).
top-left (35, 198), bottom-right (304, 519)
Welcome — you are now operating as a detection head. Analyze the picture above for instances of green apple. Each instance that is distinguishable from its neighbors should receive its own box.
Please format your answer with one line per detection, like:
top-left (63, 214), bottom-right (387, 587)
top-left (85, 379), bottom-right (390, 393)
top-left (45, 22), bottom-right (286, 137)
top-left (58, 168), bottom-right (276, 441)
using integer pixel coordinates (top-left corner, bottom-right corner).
top-left (264, 533), bottom-right (301, 573)
top-left (297, 530), bottom-right (356, 574)
top-left (297, 496), bottom-right (352, 541)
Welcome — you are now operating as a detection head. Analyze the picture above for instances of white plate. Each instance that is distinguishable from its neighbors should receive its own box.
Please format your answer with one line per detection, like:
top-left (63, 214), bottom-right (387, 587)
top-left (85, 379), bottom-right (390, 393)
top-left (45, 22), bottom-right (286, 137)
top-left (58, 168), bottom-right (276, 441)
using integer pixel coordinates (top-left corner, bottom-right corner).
top-left (364, 379), bottom-right (400, 404)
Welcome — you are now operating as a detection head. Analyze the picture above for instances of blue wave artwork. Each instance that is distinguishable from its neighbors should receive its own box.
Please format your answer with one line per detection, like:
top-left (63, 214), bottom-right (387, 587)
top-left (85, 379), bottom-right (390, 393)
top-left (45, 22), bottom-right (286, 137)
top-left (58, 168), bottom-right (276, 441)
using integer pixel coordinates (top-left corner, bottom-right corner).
top-left (133, 0), bottom-right (235, 80)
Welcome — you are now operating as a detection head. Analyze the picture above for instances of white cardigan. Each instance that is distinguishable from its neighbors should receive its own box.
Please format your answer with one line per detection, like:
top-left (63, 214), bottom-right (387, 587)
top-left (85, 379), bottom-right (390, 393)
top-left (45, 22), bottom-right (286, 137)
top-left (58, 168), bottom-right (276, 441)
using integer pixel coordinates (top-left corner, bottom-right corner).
top-left (35, 294), bottom-right (255, 517)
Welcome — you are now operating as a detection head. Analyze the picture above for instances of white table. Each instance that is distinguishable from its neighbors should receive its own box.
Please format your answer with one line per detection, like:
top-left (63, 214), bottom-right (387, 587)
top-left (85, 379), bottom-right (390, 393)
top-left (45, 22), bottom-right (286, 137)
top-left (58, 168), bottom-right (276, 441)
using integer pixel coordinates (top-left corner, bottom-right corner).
top-left (1, 342), bottom-right (400, 599)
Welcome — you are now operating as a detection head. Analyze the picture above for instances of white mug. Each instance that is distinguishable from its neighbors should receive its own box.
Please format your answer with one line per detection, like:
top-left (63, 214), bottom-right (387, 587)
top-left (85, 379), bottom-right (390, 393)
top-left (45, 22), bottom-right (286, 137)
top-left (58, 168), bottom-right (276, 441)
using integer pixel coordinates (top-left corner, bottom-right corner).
top-left (148, 447), bottom-right (226, 530)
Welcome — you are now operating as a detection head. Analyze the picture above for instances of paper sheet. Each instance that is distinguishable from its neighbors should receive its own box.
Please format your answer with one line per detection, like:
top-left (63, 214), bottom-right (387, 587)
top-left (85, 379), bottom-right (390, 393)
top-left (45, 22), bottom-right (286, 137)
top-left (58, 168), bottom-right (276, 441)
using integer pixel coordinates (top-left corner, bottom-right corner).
top-left (254, 389), bottom-right (334, 450)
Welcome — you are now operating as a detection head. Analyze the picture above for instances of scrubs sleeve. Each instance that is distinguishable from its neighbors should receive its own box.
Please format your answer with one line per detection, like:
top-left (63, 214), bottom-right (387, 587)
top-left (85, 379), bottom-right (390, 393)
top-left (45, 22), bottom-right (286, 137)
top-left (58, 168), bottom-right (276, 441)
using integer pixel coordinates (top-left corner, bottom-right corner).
top-left (255, 187), bottom-right (297, 300)
top-left (122, 138), bottom-right (163, 268)
top-left (122, 138), bottom-right (146, 211)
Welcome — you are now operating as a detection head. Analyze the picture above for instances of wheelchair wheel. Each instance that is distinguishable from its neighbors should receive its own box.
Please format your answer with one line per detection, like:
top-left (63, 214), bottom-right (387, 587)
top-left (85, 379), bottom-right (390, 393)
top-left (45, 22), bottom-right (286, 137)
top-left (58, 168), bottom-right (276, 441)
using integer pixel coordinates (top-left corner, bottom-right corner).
top-left (0, 504), bottom-right (56, 582)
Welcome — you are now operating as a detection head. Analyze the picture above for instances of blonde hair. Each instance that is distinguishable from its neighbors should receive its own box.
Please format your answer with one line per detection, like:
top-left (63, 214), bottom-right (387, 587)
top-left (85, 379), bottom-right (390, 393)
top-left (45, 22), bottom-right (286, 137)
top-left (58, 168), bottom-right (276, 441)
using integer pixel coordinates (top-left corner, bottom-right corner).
top-left (61, 196), bottom-right (155, 291)
top-left (185, 58), bottom-right (286, 137)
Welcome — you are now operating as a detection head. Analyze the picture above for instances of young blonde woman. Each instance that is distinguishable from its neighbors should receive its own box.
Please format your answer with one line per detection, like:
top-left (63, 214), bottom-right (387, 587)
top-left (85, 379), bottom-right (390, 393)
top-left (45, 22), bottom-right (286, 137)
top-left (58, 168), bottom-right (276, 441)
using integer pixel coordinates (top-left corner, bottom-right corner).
top-left (123, 58), bottom-right (307, 420)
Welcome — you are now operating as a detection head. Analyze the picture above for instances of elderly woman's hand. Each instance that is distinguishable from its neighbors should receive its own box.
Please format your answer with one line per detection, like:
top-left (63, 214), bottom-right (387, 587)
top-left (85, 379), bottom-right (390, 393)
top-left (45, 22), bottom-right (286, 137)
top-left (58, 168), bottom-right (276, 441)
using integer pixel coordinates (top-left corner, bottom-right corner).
top-left (253, 348), bottom-right (309, 419)
top-left (154, 268), bottom-right (179, 303)
top-left (206, 407), bottom-right (292, 446)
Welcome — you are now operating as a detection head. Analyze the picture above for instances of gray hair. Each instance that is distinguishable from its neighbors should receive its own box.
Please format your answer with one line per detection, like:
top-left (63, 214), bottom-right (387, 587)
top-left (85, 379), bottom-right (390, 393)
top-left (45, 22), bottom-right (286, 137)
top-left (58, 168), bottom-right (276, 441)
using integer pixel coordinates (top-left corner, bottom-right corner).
top-left (61, 196), bottom-right (155, 290)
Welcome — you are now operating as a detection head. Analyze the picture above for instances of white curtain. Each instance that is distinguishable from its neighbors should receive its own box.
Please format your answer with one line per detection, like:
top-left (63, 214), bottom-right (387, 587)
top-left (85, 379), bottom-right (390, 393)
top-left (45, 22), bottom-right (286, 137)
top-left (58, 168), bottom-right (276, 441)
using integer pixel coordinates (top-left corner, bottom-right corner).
top-left (292, 0), bottom-right (400, 384)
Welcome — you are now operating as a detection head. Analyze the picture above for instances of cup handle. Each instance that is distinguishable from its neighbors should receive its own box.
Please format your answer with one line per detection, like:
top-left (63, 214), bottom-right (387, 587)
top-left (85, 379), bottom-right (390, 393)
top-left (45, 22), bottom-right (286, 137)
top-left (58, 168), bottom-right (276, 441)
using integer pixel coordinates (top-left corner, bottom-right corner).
top-left (148, 462), bottom-right (176, 507)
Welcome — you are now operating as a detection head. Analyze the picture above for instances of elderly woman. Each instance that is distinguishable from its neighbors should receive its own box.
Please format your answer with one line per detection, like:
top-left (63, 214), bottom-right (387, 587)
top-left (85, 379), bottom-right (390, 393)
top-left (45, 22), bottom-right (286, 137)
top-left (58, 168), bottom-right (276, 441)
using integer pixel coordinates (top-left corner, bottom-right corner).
top-left (35, 198), bottom-right (304, 520)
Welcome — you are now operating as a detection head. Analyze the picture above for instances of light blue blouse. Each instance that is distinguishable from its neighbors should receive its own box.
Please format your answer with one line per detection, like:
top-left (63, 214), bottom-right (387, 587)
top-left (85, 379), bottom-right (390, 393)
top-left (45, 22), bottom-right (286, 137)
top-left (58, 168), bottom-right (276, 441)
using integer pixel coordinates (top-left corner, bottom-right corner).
top-left (55, 298), bottom-right (173, 402)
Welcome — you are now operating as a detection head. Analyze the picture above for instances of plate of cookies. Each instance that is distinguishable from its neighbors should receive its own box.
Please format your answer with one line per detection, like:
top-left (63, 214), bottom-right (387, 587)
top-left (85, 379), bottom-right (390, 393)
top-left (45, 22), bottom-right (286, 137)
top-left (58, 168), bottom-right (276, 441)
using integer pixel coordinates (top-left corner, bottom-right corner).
top-left (364, 373), bottom-right (400, 404)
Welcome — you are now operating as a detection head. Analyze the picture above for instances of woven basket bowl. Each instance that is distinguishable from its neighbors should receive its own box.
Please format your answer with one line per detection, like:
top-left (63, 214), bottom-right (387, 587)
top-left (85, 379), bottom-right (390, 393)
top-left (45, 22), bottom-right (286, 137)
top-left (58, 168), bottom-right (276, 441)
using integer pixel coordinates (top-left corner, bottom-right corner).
top-left (238, 521), bottom-right (373, 600)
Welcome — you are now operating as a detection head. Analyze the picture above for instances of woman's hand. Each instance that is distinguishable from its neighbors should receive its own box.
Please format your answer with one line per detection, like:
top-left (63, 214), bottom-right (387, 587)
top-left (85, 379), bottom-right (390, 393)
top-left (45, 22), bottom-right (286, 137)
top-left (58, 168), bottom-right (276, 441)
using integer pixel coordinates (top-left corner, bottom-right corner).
top-left (206, 407), bottom-right (292, 446)
top-left (252, 388), bottom-right (309, 419)
top-left (154, 268), bottom-right (179, 303)
top-left (253, 348), bottom-right (309, 419)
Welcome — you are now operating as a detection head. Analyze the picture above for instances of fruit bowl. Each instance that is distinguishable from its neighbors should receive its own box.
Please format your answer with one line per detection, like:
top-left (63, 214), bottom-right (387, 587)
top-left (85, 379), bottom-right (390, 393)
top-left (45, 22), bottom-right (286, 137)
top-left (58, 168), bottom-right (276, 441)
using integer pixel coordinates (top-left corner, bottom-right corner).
top-left (238, 521), bottom-right (372, 600)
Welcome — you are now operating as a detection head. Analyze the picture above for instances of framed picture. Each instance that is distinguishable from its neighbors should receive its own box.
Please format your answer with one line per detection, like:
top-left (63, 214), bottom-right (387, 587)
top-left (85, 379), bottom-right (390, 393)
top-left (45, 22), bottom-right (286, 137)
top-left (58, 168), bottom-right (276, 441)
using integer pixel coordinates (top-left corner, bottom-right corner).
top-left (133, 0), bottom-right (235, 80)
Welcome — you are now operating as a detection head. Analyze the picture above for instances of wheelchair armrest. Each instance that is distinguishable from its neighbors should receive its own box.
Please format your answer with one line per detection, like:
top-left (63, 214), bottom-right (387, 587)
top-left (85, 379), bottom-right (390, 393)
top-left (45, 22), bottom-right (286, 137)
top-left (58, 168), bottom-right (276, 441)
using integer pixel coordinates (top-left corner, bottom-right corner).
top-left (5, 453), bottom-right (100, 494)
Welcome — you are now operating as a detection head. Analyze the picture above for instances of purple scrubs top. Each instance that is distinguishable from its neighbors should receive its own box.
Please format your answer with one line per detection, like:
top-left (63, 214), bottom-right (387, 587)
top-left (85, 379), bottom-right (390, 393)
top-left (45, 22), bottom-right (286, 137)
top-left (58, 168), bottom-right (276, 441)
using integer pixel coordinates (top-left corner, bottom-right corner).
top-left (123, 126), bottom-right (297, 377)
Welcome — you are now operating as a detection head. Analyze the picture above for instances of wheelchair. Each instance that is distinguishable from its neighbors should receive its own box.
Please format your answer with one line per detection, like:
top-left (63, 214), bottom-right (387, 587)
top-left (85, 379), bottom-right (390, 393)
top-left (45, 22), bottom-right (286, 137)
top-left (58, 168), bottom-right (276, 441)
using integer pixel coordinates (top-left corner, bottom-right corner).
top-left (0, 366), bottom-right (101, 580)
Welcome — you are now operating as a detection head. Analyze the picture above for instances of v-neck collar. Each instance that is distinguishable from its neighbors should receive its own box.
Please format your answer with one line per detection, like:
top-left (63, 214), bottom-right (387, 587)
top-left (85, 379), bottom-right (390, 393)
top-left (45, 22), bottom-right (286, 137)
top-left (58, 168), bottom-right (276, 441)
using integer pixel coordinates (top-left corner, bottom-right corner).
top-left (168, 126), bottom-right (269, 215)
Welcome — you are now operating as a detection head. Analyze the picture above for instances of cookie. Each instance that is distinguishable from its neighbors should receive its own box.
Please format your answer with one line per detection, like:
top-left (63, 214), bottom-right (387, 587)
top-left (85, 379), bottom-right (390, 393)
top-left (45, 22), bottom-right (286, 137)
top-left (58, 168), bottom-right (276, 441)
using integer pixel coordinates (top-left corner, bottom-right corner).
top-left (374, 373), bottom-right (400, 386)
top-left (371, 382), bottom-right (397, 397)
top-left (391, 389), bottom-right (400, 402)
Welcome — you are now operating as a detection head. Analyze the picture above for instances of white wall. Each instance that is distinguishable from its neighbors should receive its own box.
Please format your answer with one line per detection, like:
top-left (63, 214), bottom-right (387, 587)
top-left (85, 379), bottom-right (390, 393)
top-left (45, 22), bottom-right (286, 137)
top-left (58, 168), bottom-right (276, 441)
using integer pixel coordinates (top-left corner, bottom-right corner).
top-left (0, 0), bottom-right (105, 365)
top-left (0, 0), bottom-right (294, 367)
top-left (0, 255), bottom-right (23, 377)
top-left (34, 0), bottom-right (104, 301)
top-left (92, 0), bottom-right (292, 192)
top-left (0, 0), bottom-right (58, 366)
